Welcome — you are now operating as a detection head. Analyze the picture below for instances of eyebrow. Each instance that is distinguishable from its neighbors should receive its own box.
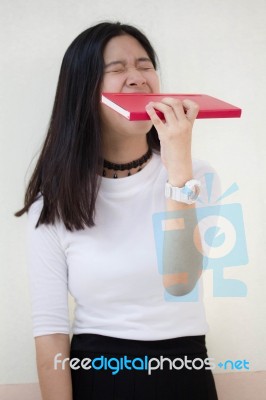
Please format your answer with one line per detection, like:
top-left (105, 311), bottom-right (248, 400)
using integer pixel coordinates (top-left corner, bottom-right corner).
top-left (104, 57), bottom-right (153, 69)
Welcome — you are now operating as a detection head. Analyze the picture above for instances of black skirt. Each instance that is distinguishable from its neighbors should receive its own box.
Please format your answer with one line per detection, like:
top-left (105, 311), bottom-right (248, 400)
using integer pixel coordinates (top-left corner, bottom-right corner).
top-left (70, 333), bottom-right (218, 400)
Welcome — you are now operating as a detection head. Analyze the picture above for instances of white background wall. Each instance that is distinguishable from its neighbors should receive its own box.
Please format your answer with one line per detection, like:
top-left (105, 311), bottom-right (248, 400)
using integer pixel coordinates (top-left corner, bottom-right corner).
top-left (1, 0), bottom-right (265, 386)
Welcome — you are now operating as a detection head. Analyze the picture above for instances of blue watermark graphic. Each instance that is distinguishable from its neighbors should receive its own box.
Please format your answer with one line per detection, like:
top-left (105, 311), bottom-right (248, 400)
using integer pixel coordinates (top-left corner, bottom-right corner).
top-left (153, 173), bottom-right (249, 301)
top-left (217, 359), bottom-right (250, 371)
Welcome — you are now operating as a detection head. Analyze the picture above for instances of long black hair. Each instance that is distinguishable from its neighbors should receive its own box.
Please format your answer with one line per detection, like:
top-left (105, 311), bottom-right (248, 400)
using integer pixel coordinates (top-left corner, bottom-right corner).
top-left (15, 22), bottom-right (160, 231)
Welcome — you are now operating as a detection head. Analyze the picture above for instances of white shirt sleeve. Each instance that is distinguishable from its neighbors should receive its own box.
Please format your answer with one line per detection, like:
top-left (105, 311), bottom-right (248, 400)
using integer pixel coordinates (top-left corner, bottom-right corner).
top-left (27, 196), bottom-right (70, 337)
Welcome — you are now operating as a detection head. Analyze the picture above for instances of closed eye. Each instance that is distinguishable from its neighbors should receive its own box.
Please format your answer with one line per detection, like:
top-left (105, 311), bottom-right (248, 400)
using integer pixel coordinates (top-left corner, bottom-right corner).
top-left (138, 66), bottom-right (154, 70)
top-left (105, 69), bottom-right (124, 74)
top-left (104, 60), bottom-right (126, 74)
top-left (137, 61), bottom-right (155, 71)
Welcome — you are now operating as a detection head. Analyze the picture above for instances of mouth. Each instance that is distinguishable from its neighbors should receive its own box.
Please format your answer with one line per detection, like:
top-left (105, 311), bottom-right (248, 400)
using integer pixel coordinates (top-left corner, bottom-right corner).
top-left (121, 90), bottom-right (152, 94)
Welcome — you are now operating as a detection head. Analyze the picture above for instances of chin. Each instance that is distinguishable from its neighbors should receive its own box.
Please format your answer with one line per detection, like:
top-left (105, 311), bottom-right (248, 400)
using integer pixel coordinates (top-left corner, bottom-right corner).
top-left (122, 119), bottom-right (153, 135)
top-left (101, 108), bottom-right (153, 137)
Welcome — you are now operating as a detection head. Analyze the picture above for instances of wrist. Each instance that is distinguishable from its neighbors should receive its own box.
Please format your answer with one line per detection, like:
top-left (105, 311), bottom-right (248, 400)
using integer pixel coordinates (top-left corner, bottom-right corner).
top-left (166, 159), bottom-right (193, 187)
top-left (167, 176), bottom-right (192, 187)
top-left (167, 169), bottom-right (193, 187)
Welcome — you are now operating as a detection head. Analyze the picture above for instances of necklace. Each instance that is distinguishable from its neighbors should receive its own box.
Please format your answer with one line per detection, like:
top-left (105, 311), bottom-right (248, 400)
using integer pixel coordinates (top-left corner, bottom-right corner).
top-left (103, 147), bottom-right (152, 178)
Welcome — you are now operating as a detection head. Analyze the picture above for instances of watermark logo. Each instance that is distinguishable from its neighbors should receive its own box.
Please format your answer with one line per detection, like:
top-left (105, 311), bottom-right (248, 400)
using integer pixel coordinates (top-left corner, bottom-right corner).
top-left (152, 173), bottom-right (248, 301)
top-left (54, 354), bottom-right (250, 374)
top-left (217, 359), bottom-right (250, 371)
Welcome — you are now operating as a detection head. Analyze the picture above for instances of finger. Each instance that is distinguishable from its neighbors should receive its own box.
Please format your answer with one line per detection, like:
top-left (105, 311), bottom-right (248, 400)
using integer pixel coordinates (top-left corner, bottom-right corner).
top-left (145, 103), bottom-right (165, 129)
top-left (161, 97), bottom-right (199, 123)
top-left (146, 101), bottom-right (178, 126)
top-left (160, 97), bottom-right (187, 121)
top-left (182, 99), bottom-right (200, 122)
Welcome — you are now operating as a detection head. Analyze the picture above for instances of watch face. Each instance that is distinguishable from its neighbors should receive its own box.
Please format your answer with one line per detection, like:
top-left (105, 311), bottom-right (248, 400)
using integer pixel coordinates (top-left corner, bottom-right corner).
top-left (189, 184), bottom-right (201, 200)
top-left (183, 180), bottom-right (201, 202)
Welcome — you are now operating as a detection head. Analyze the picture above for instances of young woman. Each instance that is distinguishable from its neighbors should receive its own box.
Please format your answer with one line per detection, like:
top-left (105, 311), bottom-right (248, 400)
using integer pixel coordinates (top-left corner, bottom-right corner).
top-left (16, 22), bottom-right (219, 399)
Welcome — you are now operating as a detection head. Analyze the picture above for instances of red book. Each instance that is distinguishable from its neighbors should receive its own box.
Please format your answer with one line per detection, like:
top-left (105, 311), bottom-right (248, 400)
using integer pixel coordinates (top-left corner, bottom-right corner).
top-left (101, 93), bottom-right (242, 120)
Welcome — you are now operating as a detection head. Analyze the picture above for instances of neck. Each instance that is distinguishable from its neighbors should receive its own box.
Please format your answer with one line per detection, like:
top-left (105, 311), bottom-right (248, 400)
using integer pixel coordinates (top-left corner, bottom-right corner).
top-left (102, 135), bottom-right (149, 164)
top-left (101, 136), bottom-right (152, 179)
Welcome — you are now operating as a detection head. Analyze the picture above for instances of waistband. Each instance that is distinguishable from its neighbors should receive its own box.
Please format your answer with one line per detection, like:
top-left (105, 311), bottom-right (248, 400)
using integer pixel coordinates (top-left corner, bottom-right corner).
top-left (70, 334), bottom-right (207, 357)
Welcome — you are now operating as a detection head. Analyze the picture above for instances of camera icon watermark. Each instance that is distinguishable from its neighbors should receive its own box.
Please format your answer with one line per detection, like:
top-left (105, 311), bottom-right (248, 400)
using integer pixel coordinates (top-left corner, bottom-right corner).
top-left (152, 173), bottom-right (248, 301)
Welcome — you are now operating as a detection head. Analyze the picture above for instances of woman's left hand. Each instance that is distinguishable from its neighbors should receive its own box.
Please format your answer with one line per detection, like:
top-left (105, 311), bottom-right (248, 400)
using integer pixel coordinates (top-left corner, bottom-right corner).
top-left (145, 98), bottom-right (199, 187)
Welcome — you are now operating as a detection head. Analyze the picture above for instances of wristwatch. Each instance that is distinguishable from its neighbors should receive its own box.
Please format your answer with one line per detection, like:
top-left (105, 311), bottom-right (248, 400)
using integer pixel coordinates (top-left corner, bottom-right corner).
top-left (165, 179), bottom-right (201, 204)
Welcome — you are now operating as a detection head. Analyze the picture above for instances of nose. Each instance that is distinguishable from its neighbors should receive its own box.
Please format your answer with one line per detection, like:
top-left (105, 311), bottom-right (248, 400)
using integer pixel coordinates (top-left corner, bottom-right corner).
top-left (126, 68), bottom-right (147, 88)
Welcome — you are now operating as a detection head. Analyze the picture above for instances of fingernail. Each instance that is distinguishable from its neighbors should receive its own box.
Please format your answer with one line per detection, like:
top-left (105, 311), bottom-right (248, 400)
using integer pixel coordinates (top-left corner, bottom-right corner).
top-left (146, 102), bottom-right (153, 109)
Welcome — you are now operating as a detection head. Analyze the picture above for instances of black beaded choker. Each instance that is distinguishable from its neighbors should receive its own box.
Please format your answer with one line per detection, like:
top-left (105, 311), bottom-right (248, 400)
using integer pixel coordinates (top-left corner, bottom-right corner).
top-left (103, 148), bottom-right (152, 178)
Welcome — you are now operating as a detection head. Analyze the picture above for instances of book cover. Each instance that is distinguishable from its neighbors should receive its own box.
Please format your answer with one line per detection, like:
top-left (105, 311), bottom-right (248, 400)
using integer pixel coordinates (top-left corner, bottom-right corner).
top-left (101, 93), bottom-right (242, 120)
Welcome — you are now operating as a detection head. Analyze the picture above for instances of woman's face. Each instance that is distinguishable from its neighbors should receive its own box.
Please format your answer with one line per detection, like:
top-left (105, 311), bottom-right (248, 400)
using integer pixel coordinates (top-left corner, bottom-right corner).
top-left (101, 34), bottom-right (160, 94)
top-left (100, 34), bottom-right (160, 137)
